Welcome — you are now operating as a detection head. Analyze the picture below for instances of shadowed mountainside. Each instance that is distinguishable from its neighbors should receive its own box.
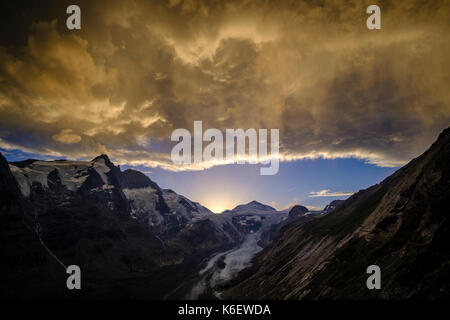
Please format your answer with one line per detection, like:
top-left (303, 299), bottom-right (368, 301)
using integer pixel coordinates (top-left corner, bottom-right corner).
top-left (224, 127), bottom-right (450, 300)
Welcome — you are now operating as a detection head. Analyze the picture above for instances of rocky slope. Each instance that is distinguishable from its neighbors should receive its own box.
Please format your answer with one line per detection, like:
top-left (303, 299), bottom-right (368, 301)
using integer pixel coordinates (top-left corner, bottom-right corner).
top-left (224, 127), bottom-right (450, 300)
top-left (322, 200), bottom-right (345, 215)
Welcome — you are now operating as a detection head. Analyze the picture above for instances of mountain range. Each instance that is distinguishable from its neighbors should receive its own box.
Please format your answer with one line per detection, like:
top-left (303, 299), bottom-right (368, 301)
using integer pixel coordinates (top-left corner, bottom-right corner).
top-left (1, 126), bottom-right (449, 299)
top-left (0, 152), bottom-right (302, 298)
top-left (223, 127), bottom-right (450, 299)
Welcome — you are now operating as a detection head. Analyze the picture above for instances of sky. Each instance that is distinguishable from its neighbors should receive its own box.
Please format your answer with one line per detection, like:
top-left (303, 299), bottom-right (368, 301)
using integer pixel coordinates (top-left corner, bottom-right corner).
top-left (0, 0), bottom-right (449, 212)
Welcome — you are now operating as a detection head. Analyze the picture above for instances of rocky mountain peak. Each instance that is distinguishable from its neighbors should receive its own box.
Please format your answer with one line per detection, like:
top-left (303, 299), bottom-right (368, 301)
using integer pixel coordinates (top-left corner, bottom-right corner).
top-left (248, 200), bottom-right (265, 206)
top-left (91, 154), bottom-right (115, 169)
top-left (288, 205), bottom-right (309, 219)
top-left (223, 200), bottom-right (277, 215)
top-left (122, 169), bottom-right (160, 190)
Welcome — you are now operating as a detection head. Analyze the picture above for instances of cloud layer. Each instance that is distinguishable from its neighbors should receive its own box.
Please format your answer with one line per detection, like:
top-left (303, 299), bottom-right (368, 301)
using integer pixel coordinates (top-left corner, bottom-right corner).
top-left (309, 190), bottom-right (355, 198)
top-left (0, 0), bottom-right (449, 170)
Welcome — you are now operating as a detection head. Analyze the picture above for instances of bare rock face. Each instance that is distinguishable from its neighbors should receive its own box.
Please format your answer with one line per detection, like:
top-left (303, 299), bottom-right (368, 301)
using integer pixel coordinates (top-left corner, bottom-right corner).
top-left (322, 200), bottom-right (345, 214)
top-left (224, 127), bottom-right (450, 300)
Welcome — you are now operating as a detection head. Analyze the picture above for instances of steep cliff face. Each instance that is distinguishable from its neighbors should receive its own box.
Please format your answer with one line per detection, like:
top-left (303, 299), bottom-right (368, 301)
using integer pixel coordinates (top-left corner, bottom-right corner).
top-left (0, 152), bottom-right (23, 208)
top-left (224, 127), bottom-right (450, 300)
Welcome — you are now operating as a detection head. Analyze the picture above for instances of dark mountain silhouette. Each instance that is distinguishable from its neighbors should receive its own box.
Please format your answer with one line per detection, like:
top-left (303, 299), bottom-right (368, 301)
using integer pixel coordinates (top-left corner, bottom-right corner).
top-left (288, 205), bottom-right (309, 219)
top-left (122, 169), bottom-right (160, 190)
top-left (224, 127), bottom-right (450, 300)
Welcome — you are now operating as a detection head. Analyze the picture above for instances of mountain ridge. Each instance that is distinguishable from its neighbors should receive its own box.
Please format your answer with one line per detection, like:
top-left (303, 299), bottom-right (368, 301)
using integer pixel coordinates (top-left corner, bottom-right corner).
top-left (223, 126), bottom-right (450, 300)
top-left (1, 127), bottom-right (448, 299)
top-left (222, 200), bottom-right (277, 215)
top-left (0, 151), bottom-right (287, 298)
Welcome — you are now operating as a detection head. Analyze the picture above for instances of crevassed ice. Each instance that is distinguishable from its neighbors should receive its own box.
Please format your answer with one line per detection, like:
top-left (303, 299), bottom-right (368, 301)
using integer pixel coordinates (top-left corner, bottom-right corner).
top-left (9, 160), bottom-right (93, 197)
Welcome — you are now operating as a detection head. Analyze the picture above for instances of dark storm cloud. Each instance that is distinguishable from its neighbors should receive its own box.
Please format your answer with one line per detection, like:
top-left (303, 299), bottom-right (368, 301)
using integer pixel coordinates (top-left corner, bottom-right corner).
top-left (0, 0), bottom-right (449, 169)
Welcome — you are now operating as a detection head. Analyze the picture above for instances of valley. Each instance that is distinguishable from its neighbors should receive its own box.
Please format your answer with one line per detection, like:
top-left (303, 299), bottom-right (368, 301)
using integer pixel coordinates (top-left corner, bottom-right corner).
top-left (1, 126), bottom-right (449, 299)
top-left (0, 152), bottom-right (316, 298)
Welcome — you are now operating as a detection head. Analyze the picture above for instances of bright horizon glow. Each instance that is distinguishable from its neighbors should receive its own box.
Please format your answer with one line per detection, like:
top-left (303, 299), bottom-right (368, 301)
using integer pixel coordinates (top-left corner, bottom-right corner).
top-left (121, 157), bottom-right (399, 212)
top-left (205, 202), bottom-right (231, 214)
top-left (1, 148), bottom-right (400, 212)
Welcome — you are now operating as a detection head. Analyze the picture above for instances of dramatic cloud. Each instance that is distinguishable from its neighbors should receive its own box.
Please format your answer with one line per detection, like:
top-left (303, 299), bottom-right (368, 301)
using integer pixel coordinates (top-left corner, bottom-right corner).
top-left (0, 0), bottom-right (449, 170)
top-left (309, 190), bottom-right (355, 198)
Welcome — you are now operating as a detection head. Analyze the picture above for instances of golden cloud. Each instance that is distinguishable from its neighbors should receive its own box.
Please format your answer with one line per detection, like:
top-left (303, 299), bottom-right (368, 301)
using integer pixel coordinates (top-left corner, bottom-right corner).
top-left (0, 0), bottom-right (449, 170)
top-left (52, 129), bottom-right (82, 144)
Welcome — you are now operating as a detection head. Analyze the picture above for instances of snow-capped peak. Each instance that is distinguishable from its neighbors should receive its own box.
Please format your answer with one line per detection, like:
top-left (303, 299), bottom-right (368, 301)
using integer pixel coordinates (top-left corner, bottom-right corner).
top-left (222, 200), bottom-right (277, 215)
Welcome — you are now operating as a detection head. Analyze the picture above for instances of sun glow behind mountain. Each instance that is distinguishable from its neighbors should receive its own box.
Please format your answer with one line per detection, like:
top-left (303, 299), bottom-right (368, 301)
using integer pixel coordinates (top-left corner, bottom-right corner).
top-left (206, 202), bottom-right (231, 214)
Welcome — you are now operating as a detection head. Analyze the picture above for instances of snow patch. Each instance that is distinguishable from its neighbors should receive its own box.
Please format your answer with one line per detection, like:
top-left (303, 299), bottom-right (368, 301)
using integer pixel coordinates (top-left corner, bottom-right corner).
top-left (92, 158), bottom-right (110, 185)
top-left (123, 187), bottom-right (164, 226)
top-left (9, 160), bottom-right (93, 196)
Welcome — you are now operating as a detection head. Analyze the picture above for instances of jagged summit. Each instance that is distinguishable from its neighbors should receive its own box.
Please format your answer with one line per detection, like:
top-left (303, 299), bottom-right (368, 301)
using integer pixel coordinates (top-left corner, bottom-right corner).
top-left (122, 169), bottom-right (160, 190)
top-left (91, 154), bottom-right (116, 171)
top-left (91, 154), bottom-right (110, 162)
